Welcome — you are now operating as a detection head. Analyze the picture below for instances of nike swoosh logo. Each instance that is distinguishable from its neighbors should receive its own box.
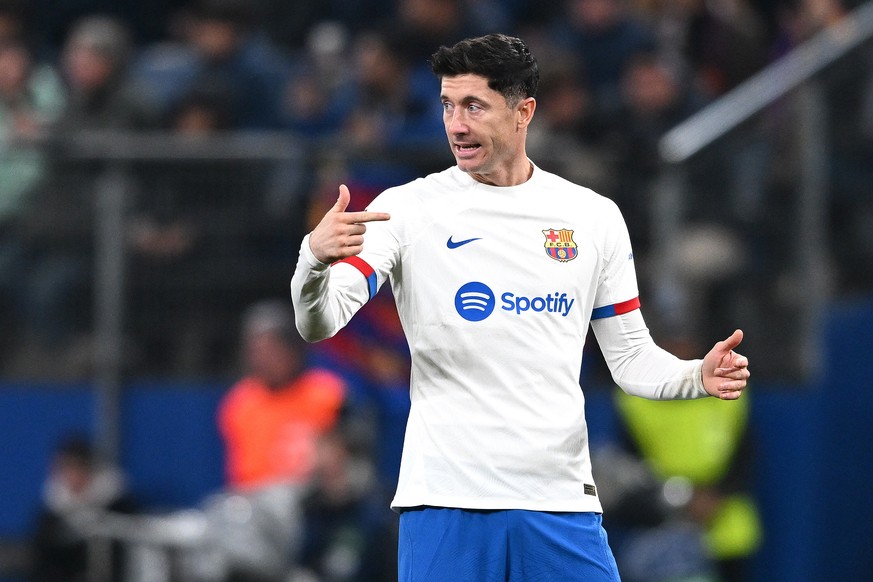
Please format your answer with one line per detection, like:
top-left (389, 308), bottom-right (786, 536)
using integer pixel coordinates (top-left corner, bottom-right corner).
top-left (447, 236), bottom-right (482, 249)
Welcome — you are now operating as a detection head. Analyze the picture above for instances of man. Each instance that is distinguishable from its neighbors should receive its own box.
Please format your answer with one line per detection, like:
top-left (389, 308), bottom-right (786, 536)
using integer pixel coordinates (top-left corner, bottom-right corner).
top-left (29, 437), bottom-right (138, 582)
top-left (290, 33), bottom-right (749, 581)
top-left (219, 299), bottom-right (346, 491)
top-left (214, 300), bottom-right (346, 580)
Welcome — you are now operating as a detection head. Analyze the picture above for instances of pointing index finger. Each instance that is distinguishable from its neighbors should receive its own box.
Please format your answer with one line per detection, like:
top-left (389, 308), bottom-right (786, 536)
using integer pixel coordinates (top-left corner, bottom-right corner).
top-left (345, 210), bottom-right (391, 224)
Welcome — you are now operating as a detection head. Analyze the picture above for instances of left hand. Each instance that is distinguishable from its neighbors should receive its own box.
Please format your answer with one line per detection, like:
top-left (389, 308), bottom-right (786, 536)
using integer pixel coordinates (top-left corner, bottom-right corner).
top-left (702, 329), bottom-right (750, 400)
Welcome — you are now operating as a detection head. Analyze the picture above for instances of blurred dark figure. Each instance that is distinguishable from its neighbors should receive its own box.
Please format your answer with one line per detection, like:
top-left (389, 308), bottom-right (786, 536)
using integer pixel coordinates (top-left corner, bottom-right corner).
top-left (28, 436), bottom-right (138, 582)
top-left (595, 389), bottom-right (762, 582)
top-left (391, 0), bottom-right (477, 65)
top-left (0, 0), bottom-right (28, 44)
top-left (279, 22), bottom-right (351, 139)
top-left (608, 51), bottom-right (708, 259)
top-left (339, 29), bottom-right (444, 153)
top-left (634, 0), bottom-right (770, 99)
top-left (605, 50), bottom-right (748, 354)
top-left (124, 83), bottom-right (293, 376)
top-left (0, 36), bottom-right (64, 372)
top-left (132, 0), bottom-right (289, 129)
top-left (55, 15), bottom-right (156, 132)
top-left (550, 0), bottom-right (658, 112)
top-left (12, 15), bottom-right (158, 378)
top-left (297, 428), bottom-right (393, 582)
top-left (527, 55), bottom-right (615, 194)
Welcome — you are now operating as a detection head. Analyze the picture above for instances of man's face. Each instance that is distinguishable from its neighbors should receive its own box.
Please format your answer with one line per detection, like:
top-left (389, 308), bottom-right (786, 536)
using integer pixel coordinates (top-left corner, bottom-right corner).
top-left (440, 74), bottom-right (532, 185)
top-left (244, 332), bottom-right (300, 389)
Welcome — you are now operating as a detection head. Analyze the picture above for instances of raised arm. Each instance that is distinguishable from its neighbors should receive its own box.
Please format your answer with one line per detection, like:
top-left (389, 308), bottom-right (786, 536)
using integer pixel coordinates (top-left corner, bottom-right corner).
top-left (290, 184), bottom-right (391, 342)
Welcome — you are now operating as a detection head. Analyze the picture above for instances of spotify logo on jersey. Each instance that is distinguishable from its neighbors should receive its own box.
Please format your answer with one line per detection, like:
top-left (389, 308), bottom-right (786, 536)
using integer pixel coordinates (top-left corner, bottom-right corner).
top-left (454, 282), bottom-right (495, 322)
top-left (455, 281), bottom-right (577, 322)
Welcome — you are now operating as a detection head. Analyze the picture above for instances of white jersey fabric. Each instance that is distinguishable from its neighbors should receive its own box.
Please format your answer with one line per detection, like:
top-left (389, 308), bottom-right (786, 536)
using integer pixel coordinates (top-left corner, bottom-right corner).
top-left (291, 164), bottom-right (708, 513)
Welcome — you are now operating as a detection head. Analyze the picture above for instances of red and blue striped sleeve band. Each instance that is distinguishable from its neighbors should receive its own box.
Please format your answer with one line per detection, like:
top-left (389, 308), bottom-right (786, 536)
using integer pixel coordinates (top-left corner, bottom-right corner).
top-left (334, 256), bottom-right (377, 300)
top-left (591, 297), bottom-right (641, 320)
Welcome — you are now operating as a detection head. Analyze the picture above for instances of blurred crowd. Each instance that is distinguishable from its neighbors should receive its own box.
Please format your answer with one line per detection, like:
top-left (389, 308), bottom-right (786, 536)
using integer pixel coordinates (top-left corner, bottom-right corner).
top-left (1, 0), bottom-right (872, 380)
top-left (5, 0), bottom-right (872, 580)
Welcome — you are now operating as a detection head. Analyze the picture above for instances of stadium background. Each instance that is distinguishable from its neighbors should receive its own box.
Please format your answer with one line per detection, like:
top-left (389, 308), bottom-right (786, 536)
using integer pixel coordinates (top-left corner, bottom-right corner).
top-left (1, 0), bottom-right (872, 580)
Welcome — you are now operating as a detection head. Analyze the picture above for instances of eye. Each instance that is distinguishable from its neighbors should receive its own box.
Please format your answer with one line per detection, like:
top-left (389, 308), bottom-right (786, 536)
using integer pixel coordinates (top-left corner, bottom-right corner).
top-left (467, 103), bottom-right (481, 113)
top-left (442, 101), bottom-right (453, 112)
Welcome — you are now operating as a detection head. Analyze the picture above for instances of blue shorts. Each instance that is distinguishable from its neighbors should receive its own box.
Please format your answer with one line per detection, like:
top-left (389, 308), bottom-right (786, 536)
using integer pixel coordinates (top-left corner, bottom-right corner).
top-left (398, 507), bottom-right (621, 581)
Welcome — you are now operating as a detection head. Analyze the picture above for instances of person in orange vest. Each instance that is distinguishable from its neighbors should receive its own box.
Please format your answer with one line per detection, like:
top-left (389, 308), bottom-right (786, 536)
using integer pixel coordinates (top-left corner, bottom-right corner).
top-left (219, 300), bottom-right (347, 491)
top-left (212, 299), bottom-right (347, 580)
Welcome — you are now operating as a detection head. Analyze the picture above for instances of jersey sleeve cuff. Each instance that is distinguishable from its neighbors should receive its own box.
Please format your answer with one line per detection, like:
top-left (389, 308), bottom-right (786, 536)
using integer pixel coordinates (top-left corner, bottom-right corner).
top-left (301, 234), bottom-right (331, 270)
top-left (691, 359), bottom-right (707, 397)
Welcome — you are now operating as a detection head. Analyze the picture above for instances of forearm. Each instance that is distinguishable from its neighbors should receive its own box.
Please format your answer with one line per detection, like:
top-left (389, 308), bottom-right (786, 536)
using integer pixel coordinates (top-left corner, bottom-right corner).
top-left (591, 310), bottom-right (707, 400)
top-left (289, 234), bottom-right (370, 342)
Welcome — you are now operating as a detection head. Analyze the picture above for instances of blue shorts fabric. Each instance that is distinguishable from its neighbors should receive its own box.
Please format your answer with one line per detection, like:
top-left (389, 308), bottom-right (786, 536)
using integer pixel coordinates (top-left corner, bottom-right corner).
top-left (398, 507), bottom-right (621, 581)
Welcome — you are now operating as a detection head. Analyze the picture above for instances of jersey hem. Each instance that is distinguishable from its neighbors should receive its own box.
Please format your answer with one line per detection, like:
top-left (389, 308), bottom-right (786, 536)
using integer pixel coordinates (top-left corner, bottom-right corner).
top-left (390, 495), bottom-right (604, 514)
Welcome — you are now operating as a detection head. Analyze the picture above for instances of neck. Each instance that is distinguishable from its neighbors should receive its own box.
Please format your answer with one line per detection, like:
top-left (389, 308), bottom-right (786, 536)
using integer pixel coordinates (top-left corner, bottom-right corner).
top-left (470, 158), bottom-right (533, 187)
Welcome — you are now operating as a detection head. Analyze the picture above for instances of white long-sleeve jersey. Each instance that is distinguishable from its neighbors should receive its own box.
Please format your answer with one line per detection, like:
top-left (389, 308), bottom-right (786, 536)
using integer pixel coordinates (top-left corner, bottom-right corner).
top-left (291, 164), bottom-right (707, 513)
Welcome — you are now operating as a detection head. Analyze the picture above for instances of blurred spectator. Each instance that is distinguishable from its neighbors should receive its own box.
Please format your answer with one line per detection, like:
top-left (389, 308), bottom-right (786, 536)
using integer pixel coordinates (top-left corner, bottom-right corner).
top-left (124, 83), bottom-right (292, 376)
top-left (0, 37), bottom-right (65, 369)
top-left (219, 299), bottom-right (347, 490)
top-left (339, 28), bottom-right (444, 152)
top-left (132, 0), bottom-right (290, 129)
top-left (8, 15), bottom-right (158, 378)
top-left (599, 389), bottom-right (762, 582)
top-left (608, 51), bottom-right (707, 257)
top-left (280, 22), bottom-right (352, 138)
top-left (261, 0), bottom-right (394, 52)
top-left (28, 436), bottom-right (139, 582)
top-left (526, 54), bottom-right (615, 194)
top-left (0, 0), bottom-right (28, 45)
top-left (550, 0), bottom-right (658, 112)
top-left (391, 0), bottom-right (478, 65)
top-left (206, 300), bottom-right (347, 580)
top-left (297, 428), bottom-right (392, 582)
top-left (55, 15), bottom-right (156, 132)
top-left (634, 0), bottom-right (770, 99)
top-left (606, 51), bottom-right (753, 346)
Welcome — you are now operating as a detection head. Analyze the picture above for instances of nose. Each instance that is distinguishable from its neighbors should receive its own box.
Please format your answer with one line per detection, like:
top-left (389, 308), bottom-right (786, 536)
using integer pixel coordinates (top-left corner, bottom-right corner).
top-left (447, 109), bottom-right (467, 135)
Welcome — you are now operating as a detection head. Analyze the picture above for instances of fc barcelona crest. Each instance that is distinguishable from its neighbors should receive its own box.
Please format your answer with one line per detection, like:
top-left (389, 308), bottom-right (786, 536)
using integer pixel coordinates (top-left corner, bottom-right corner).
top-left (543, 228), bottom-right (578, 262)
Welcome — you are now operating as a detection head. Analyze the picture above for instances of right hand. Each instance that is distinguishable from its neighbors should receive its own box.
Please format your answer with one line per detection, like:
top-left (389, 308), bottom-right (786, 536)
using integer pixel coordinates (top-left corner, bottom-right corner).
top-left (308, 184), bottom-right (391, 264)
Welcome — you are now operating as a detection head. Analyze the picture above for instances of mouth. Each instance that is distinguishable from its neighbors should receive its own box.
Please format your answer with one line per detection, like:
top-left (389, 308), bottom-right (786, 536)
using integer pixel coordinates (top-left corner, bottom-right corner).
top-left (454, 143), bottom-right (481, 158)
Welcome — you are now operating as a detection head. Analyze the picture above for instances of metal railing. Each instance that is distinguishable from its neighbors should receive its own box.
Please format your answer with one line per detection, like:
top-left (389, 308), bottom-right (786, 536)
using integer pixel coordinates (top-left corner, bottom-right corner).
top-left (659, 0), bottom-right (873, 163)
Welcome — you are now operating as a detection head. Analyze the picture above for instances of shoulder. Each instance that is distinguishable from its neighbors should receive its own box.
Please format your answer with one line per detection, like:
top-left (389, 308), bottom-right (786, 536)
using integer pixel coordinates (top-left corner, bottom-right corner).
top-left (219, 378), bottom-right (265, 411)
top-left (298, 368), bottom-right (346, 389)
top-left (535, 166), bottom-right (622, 214)
top-left (296, 368), bottom-right (347, 402)
top-left (367, 166), bottom-right (467, 211)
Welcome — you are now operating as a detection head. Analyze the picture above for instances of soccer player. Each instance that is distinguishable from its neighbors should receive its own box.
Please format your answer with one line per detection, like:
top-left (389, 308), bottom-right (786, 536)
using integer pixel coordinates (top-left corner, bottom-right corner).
top-left (290, 33), bottom-right (749, 581)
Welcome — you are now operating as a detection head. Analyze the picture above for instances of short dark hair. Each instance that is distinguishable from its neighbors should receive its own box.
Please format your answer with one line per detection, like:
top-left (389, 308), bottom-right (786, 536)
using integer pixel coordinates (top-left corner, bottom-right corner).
top-left (430, 33), bottom-right (539, 105)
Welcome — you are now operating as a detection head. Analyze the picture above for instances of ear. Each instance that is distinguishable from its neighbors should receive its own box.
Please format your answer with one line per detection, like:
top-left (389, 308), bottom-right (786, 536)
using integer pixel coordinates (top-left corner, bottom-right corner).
top-left (516, 97), bottom-right (536, 130)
